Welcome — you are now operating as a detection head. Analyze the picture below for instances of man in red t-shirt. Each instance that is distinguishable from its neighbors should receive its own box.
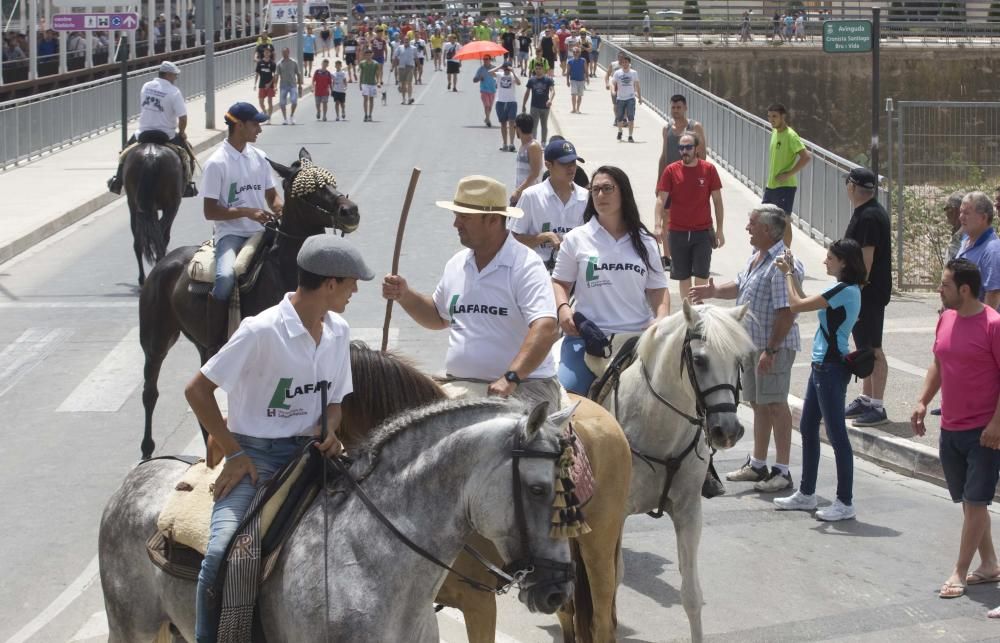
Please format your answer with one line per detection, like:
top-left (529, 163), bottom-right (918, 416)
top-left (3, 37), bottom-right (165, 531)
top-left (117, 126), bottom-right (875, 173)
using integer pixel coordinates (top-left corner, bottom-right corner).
top-left (655, 132), bottom-right (724, 297)
top-left (556, 27), bottom-right (570, 75)
top-left (913, 258), bottom-right (1000, 605)
top-left (312, 59), bottom-right (333, 121)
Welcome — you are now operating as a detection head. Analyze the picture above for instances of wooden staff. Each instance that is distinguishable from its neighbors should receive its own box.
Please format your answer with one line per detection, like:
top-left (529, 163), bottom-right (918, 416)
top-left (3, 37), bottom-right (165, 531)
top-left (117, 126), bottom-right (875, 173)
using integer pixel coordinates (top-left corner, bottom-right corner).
top-left (381, 167), bottom-right (421, 352)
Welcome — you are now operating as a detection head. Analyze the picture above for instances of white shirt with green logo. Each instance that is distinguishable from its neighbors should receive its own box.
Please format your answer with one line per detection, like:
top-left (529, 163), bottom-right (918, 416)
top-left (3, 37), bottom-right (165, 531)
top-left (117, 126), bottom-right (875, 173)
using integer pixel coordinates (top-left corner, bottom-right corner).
top-left (511, 179), bottom-right (589, 263)
top-left (201, 293), bottom-right (353, 439)
top-left (553, 218), bottom-right (667, 334)
top-left (200, 140), bottom-right (275, 243)
top-left (432, 233), bottom-right (557, 380)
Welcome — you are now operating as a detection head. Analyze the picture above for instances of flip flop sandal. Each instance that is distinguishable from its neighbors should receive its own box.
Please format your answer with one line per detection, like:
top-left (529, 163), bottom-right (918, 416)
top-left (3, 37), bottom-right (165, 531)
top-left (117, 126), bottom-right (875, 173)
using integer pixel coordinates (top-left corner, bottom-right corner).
top-left (967, 571), bottom-right (1000, 585)
top-left (939, 582), bottom-right (966, 599)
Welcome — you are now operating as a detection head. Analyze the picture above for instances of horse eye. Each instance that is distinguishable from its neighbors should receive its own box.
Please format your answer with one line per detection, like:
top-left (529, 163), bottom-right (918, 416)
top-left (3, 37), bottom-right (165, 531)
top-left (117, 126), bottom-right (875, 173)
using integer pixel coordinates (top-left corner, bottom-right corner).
top-left (692, 354), bottom-right (708, 368)
top-left (529, 484), bottom-right (546, 497)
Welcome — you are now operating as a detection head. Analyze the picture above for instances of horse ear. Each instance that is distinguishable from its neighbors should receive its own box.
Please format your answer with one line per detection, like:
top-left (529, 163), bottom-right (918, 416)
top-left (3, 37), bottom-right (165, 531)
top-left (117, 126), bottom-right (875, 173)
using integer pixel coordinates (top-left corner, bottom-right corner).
top-left (268, 158), bottom-right (294, 180)
top-left (546, 400), bottom-right (578, 430)
top-left (732, 303), bottom-right (750, 322)
top-left (299, 147), bottom-right (312, 163)
top-left (682, 298), bottom-right (701, 328)
top-left (525, 401), bottom-right (550, 436)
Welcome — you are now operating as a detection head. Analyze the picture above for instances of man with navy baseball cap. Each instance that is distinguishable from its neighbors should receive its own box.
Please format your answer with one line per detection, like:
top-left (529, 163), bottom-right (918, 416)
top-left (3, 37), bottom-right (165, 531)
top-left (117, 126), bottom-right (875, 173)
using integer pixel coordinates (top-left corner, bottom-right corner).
top-left (198, 101), bottom-right (282, 350)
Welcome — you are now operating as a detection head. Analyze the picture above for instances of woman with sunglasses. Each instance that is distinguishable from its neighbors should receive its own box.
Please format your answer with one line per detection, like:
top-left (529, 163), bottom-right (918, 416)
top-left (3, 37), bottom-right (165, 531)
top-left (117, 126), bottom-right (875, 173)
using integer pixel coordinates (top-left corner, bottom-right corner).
top-left (773, 239), bottom-right (867, 521)
top-left (552, 166), bottom-right (670, 395)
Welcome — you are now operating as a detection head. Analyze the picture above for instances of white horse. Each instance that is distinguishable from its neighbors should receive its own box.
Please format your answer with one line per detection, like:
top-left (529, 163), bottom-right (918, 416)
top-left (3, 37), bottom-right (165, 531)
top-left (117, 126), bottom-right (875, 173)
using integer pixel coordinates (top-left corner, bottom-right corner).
top-left (610, 301), bottom-right (754, 642)
top-left (99, 398), bottom-right (576, 642)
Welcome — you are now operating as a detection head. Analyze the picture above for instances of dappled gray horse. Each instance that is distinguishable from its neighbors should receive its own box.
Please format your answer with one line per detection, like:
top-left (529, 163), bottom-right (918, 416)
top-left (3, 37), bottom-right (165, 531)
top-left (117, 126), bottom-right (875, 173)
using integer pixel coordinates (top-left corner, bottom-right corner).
top-left (99, 398), bottom-right (575, 642)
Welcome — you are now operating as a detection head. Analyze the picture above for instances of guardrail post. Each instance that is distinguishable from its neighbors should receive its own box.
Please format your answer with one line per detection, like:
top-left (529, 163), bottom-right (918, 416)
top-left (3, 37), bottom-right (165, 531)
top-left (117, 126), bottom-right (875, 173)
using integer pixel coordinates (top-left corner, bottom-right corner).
top-left (118, 35), bottom-right (128, 149)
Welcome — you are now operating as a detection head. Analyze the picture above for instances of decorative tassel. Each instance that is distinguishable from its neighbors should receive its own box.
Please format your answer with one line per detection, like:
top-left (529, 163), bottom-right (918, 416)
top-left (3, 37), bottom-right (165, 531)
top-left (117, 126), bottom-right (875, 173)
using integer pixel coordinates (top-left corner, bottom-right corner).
top-left (552, 494), bottom-right (567, 508)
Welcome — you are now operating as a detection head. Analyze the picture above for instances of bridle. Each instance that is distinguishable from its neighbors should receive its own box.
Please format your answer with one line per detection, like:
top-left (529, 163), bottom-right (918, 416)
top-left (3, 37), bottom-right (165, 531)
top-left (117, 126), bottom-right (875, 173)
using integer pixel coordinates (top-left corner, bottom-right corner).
top-left (623, 330), bottom-right (742, 519)
top-left (320, 392), bottom-right (572, 601)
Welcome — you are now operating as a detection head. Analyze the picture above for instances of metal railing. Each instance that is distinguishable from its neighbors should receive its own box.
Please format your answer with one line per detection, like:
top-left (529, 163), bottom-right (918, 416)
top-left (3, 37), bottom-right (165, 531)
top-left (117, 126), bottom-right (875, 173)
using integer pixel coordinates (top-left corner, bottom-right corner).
top-left (598, 40), bottom-right (879, 249)
top-left (0, 35), bottom-right (290, 169)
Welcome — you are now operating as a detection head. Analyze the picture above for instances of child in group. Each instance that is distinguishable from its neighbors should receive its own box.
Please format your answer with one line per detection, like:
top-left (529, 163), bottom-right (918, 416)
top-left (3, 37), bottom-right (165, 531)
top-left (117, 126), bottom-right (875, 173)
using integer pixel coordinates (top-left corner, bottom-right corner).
top-left (312, 58), bottom-right (333, 121)
top-left (332, 60), bottom-right (348, 121)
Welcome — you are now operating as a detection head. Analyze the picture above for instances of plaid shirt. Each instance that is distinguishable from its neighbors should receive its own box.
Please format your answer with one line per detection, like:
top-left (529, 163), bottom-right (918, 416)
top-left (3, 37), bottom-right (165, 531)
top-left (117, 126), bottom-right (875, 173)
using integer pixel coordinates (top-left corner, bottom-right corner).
top-left (735, 240), bottom-right (802, 351)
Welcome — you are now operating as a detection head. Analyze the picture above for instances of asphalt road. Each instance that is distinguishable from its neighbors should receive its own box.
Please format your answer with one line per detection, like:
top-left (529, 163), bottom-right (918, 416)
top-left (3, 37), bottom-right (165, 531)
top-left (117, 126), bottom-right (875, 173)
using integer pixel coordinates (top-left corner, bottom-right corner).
top-left (2, 66), bottom-right (1000, 642)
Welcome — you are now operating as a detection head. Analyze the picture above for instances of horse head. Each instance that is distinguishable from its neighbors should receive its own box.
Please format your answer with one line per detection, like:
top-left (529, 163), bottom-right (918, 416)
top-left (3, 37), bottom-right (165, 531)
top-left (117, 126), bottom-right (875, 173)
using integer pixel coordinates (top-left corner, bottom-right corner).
top-left (475, 401), bottom-right (575, 615)
top-left (645, 301), bottom-right (755, 450)
top-left (268, 148), bottom-right (360, 234)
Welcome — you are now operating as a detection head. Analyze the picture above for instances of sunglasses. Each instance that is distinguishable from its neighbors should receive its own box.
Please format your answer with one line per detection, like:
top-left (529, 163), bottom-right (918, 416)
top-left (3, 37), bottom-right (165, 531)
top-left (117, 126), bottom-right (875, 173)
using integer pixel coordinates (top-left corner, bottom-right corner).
top-left (678, 144), bottom-right (695, 151)
top-left (590, 184), bottom-right (616, 195)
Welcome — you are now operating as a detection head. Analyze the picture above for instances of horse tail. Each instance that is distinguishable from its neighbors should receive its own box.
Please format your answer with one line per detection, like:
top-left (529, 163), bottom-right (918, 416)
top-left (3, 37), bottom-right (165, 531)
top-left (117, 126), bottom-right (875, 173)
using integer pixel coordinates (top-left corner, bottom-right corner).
top-left (134, 146), bottom-right (168, 264)
top-left (570, 538), bottom-right (596, 640)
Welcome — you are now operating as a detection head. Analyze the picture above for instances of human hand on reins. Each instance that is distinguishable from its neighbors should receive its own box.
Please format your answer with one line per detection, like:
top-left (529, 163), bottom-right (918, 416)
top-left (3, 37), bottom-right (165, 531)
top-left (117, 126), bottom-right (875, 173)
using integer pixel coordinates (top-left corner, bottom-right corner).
top-left (249, 209), bottom-right (272, 225)
top-left (314, 431), bottom-right (345, 458)
top-left (213, 455), bottom-right (259, 501)
top-left (558, 304), bottom-right (578, 336)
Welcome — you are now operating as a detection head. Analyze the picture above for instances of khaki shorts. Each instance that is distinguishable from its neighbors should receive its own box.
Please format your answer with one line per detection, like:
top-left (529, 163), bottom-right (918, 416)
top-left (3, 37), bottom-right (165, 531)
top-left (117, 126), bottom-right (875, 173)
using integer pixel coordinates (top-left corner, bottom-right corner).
top-left (743, 348), bottom-right (795, 405)
top-left (398, 65), bottom-right (414, 84)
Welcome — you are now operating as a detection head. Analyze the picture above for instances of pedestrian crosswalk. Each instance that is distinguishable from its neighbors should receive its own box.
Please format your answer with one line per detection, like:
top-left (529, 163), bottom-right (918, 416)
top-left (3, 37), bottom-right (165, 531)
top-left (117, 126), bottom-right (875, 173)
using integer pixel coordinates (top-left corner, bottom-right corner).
top-left (0, 328), bottom-right (73, 398)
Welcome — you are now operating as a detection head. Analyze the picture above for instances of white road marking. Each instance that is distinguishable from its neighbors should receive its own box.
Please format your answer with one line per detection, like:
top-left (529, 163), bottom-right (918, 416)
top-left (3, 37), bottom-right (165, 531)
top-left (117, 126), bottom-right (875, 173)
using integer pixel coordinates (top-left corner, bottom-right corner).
top-left (57, 327), bottom-right (144, 413)
top-left (68, 611), bottom-right (108, 641)
top-left (0, 328), bottom-right (72, 398)
top-left (885, 355), bottom-right (928, 378)
top-left (438, 607), bottom-right (523, 643)
top-left (0, 301), bottom-right (136, 308)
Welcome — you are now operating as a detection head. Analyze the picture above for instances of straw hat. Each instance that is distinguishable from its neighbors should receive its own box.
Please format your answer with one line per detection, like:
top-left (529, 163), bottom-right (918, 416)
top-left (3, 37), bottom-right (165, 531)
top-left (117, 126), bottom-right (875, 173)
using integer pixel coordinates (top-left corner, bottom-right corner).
top-left (435, 175), bottom-right (523, 218)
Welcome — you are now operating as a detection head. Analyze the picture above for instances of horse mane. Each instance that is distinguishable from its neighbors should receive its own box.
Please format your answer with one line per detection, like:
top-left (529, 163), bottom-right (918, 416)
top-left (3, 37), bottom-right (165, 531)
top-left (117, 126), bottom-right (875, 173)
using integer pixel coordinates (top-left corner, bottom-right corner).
top-left (340, 341), bottom-right (447, 450)
top-left (351, 396), bottom-right (521, 481)
top-left (638, 304), bottom-right (756, 365)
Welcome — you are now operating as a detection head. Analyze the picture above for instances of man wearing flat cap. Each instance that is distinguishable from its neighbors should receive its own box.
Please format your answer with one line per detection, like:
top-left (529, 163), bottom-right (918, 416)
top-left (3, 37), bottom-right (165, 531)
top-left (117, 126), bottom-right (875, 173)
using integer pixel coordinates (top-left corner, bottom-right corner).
top-left (843, 167), bottom-right (893, 427)
top-left (186, 233), bottom-right (373, 643)
top-left (108, 60), bottom-right (197, 197)
top-left (383, 175), bottom-right (562, 410)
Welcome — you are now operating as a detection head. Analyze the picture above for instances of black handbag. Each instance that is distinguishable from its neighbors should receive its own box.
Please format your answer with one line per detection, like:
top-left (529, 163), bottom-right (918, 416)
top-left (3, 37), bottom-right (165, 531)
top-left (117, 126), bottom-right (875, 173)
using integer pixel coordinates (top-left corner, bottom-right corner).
top-left (820, 326), bottom-right (875, 379)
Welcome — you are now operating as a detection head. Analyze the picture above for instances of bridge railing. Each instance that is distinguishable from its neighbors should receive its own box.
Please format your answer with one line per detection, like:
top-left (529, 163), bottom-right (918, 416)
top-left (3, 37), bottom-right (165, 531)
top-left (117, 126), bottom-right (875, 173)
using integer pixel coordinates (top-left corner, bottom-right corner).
top-left (0, 35), bottom-right (290, 170)
top-left (598, 40), bottom-right (879, 248)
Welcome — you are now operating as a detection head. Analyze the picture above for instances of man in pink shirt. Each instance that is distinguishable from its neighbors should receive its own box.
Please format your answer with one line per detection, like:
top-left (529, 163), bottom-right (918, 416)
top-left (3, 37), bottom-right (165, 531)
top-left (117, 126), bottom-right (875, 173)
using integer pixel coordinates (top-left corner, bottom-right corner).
top-left (912, 258), bottom-right (1000, 606)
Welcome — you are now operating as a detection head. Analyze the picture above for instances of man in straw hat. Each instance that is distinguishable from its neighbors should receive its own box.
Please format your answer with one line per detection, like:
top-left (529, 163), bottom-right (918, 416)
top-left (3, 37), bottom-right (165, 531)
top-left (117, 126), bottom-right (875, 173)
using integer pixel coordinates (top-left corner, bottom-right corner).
top-left (382, 175), bottom-right (561, 410)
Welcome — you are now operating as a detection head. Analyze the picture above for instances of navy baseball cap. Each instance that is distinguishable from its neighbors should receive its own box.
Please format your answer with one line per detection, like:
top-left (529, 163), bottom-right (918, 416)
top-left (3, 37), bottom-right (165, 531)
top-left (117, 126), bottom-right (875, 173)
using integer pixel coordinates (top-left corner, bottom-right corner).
top-left (544, 139), bottom-right (585, 164)
top-left (224, 101), bottom-right (268, 124)
top-left (846, 167), bottom-right (877, 189)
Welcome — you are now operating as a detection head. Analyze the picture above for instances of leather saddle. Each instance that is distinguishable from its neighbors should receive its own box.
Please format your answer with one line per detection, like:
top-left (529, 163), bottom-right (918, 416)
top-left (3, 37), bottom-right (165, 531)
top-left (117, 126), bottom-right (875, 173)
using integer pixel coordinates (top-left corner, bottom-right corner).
top-left (120, 131), bottom-right (196, 184)
top-left (186, 231), bottom-right (270, 296)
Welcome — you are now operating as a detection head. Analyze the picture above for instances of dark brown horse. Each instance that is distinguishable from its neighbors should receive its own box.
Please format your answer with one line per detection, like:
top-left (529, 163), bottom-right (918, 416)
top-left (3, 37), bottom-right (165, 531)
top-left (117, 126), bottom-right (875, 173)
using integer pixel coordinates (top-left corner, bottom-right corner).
top-left (138, 148), bottom-right (360, 460)
top-left (341, 342), bottom-right (632, 642)
top-left (124, 142), bottom-right (185, 285)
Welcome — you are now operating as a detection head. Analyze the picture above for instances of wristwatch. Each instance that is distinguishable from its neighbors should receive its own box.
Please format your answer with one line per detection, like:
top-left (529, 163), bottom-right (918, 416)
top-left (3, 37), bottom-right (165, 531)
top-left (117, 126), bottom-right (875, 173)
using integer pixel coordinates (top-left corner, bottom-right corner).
top-left (504, 370), bottom-right (522, 385)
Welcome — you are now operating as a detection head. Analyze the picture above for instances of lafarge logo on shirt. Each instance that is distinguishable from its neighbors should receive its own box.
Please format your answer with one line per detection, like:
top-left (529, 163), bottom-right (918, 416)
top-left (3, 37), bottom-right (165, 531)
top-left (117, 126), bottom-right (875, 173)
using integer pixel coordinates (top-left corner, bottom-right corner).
top-left (585, 255), bottom-right (647, 286)
top-left (227, 181), bottom-right (264, 206)
top-left (448, 294), bottom-right (509, 322)
top-left (266, 378), bottom-right (330, 418)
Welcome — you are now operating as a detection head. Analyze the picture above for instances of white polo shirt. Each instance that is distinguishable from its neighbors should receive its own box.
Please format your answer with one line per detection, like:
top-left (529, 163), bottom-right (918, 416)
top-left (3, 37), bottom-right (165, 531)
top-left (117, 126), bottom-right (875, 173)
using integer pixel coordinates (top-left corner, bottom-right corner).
top-left (432, 233), bottom-right (557, 380)
top-left (200, 140), bottom-right (276, 243)
top-left (201, 293), bottom-right (353, 439)
top-left (552, 217), bottom-right (668, 334)
top-left (510, 179), bottom-right (590, 263)
top-left (137, 77), bottom-right (187, 136)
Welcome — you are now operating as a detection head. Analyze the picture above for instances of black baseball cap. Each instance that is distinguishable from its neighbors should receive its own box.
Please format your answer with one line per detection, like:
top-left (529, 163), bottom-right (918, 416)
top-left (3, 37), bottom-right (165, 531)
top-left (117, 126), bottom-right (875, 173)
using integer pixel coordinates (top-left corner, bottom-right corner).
top-left (846, 167), bottom-right (877, 189)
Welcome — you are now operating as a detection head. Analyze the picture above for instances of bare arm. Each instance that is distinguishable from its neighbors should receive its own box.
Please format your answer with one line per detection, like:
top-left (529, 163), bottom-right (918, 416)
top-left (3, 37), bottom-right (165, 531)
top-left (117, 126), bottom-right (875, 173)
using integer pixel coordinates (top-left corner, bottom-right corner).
top-left (553, 279), bottom-right (577, 336)
top-left (694, 121), bottom-right (707, 159)
top-left (265, 186), bottom-right (283, 217)
top-left (777, 149), bottom-right (812, 182)
top-left (711, 189), bottom-right (724, 233)
top-left (645, 287), bottom-right (670, 322)
top-left (987, 291), bottom-right (1000, 310)
top-left (507, 317), bottom-right (558, 378)
top-left (657, 126), bottom-right (669, 181)
top-left (381, 274), bottom-right (449, 330)
top-left (177, 115), bottom-right (188, 137)
top-left (203, 198), bottom-right (271, 222)
top-left (635, 79), bottom-right (642, 103)
top-left (688, 278), bottom-right (738, 302)
top-left (783, 274), bottom-right (827, 313)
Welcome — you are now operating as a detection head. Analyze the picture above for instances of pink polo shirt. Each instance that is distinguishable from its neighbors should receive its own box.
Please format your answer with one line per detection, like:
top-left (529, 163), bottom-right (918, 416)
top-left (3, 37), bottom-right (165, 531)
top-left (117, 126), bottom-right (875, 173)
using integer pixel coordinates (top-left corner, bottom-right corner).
top-left (933, 306), bottom-right (1000, 430)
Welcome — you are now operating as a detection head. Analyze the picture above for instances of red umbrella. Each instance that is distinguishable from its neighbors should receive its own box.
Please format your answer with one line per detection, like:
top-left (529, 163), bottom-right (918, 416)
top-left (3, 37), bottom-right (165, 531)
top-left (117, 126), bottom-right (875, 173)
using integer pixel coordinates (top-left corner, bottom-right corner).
top-left (452, 40), bottom-right (509, 61)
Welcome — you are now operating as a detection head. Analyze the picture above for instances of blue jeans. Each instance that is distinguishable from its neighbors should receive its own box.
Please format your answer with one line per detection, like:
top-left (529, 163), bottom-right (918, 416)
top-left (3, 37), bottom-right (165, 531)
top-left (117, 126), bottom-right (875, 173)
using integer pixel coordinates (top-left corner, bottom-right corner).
top-left (559, 336), bottom-right (596, 395)
top-left (195, 434), bottom-right (311, 643)
top-left (210, 235), bottom-right (251, 300)
top-left (798, 361), bottom-right (854, 505)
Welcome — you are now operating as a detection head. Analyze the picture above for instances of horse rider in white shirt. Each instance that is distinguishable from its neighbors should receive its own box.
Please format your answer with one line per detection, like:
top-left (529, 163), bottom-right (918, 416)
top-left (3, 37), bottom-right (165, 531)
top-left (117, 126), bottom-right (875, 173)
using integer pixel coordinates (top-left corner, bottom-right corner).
top-left (108, 60), bottom-right (198, 197)
top-left (382, 175), bottom-right (562, 411)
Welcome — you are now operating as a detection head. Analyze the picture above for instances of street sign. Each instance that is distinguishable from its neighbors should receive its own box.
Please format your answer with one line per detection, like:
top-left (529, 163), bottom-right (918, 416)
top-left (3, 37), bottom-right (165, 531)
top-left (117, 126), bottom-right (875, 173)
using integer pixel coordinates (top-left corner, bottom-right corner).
top-left (52, 12), bottom-right (139, 31)
top-left (822, 20), bottom-right (872, 53)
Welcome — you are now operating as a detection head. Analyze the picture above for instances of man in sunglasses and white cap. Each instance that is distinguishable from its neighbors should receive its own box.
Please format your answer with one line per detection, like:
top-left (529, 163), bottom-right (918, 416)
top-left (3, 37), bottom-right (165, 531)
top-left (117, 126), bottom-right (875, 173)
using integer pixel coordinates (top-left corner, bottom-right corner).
top-left (108, 60), bottom-right (197, 197)
top-left (186, 233), bottom-right (372, 643)
top-left (382, 175), bottom-right (561, 410)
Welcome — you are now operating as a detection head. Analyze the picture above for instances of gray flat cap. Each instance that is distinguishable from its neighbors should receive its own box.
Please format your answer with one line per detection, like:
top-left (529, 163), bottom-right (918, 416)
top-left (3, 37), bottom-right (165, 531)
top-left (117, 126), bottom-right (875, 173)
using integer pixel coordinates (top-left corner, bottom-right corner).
top-left (297, 234), bottom-right (375, 280)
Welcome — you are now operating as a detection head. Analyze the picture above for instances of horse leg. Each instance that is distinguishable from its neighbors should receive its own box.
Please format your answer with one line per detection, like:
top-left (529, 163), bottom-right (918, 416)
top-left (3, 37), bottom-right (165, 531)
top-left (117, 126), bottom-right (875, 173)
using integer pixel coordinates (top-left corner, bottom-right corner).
top-left (140, 289), bottom-right (180, 460)
top-left (141, 346), bottom-right (168, 460)
top-left (130, 207), bottom-right (146, 286)
top-left (574, 528), bottom-right (624, 642)
top-left (667, 489), bottom-right (705, 643)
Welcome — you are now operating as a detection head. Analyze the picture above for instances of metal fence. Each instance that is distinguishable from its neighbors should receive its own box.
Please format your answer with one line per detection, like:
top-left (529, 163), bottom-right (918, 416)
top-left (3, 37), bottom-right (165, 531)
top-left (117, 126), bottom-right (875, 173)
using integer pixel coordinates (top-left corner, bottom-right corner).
top-left (890, 100), bottom-right (1000, 288)
top-left (0, 35), bottom-right (290, 169)
top-left (598, 40), bottom-right (871, 250)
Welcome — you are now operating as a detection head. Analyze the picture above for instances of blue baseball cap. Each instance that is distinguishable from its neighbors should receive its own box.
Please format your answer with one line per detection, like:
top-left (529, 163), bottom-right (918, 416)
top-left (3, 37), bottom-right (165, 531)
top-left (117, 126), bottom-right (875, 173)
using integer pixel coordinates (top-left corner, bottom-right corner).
top-left (544, 139), bottom-right (584, 164)
top-left (224, 101), bottom-right (268, 124)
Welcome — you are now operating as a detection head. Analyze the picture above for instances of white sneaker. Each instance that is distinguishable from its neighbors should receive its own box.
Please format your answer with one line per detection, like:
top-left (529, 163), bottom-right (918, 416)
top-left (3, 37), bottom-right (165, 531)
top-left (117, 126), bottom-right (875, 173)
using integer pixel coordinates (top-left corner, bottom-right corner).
top-left (289, 116), bottom-right (296, 125)
top-left (773, 490), bottom-right (817, 511)
top-left (815, 499), bottom-right (856, 521)
top-left (281, 118), bottom-right (288, 125)
top-left (754, 467), bottom-right (793, 492)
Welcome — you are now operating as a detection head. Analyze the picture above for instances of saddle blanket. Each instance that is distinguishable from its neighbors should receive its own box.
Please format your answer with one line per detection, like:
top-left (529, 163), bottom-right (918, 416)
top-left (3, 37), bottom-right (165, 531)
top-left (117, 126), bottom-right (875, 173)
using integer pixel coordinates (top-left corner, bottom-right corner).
top-left (187, 231), bottom-right (266, 285)
top-left (583, 331), bottom-right (643, 379)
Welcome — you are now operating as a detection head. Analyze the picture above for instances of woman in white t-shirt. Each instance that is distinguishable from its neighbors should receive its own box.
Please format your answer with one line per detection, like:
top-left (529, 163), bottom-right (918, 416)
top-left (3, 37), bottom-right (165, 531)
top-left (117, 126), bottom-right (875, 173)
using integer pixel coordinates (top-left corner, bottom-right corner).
top-left (552, 165), bottom-right (670, 394)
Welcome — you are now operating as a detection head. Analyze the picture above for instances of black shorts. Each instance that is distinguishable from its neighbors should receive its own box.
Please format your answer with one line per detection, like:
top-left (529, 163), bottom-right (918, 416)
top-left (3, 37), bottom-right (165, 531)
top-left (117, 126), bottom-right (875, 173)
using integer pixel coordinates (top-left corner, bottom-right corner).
top-left (447, 60), bottom-right (461, 74)
top-left (851, 295), bottom-right (886, 350)
top-left (762, 186), bottom-right (797, 215)
top-left (558, 50), bottom-right (568, 62)
top-left (303, 52), bottom-right (314, 61)
top-left (543, 54), bottom-right (556, 69)
top-left (332, 91), bottom-right (346, 103)
top-left (940, 428), bottom-right (1000, 505)
top-left (668, 229), bottom-right (713, 280)
top-left (345, 52), bottom-right (357, 64)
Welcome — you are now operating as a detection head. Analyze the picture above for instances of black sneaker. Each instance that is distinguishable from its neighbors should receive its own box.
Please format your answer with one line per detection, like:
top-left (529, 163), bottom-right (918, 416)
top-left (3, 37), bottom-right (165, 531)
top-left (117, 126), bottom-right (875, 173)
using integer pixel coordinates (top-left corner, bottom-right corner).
top-left (616, 131), bottom-right (622, 141)
top-left (628, 136), bottom-right (635, 143)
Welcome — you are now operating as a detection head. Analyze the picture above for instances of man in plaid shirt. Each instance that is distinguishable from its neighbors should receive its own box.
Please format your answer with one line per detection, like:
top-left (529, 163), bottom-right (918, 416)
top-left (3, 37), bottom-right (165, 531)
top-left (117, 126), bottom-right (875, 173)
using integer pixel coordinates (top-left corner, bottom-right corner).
top-left (690, 204), bottom-right (804, 492)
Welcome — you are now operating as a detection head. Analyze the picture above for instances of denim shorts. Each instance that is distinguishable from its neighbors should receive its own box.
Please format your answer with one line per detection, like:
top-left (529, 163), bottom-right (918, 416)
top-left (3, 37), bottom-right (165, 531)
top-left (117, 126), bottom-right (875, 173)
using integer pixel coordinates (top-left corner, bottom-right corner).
top-left (614, 97), bottom-right (636, 123)
top-left (495, 100), bottom-right (518, 122)
top-left (940, 428), bottom-right (1000, 505)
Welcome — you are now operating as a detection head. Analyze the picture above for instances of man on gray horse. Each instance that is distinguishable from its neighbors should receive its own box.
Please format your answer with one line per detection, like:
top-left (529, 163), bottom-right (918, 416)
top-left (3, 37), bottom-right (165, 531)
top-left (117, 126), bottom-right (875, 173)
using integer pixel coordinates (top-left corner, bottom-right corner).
top-left (382, 174), bottom-right (562, 411)
top-left (107, 60), bottom-right (198, 198)
top-left (200, 101), bottom-right (281, 351)
top-left (185, 234), bottom-right (374, 643)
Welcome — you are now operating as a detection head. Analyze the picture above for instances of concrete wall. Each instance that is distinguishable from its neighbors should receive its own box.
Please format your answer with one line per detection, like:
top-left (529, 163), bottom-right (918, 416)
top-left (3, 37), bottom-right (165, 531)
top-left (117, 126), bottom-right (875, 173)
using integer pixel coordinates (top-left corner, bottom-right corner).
top-left (636, 46), bottom-right (1000, 163)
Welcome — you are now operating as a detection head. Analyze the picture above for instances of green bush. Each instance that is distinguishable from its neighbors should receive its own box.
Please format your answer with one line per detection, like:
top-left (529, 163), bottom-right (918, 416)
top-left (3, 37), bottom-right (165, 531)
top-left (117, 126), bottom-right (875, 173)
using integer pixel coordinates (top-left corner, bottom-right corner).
top-left (578, 0), bottom-right (598, 16)
top-left (628, 0), bottom-right (647, 18)
top-left (682, 0), bottom-right (700, 20)
top-left (990, 2), bottom-right (1000, 22)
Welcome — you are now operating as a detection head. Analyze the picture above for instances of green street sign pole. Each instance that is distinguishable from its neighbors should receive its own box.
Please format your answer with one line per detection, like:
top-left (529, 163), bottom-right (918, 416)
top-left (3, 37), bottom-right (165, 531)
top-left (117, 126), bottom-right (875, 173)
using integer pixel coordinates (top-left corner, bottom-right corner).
top-left (871, 7), bottom-right (881, 178)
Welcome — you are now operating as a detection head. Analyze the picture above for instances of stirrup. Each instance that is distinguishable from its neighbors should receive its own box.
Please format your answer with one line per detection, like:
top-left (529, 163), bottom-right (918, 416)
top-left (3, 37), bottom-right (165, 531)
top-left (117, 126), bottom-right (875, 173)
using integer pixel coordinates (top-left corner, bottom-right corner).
top-left (107, 176), bottom-right (123, 195)
top-left (183, 182), bottom-right (199, 198)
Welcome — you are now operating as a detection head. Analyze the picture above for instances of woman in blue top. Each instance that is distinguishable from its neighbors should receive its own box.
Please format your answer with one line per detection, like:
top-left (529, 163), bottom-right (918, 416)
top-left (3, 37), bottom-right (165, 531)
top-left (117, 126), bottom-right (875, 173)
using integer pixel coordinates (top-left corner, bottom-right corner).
top-left (773, 239), bottom-right (866, 522)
